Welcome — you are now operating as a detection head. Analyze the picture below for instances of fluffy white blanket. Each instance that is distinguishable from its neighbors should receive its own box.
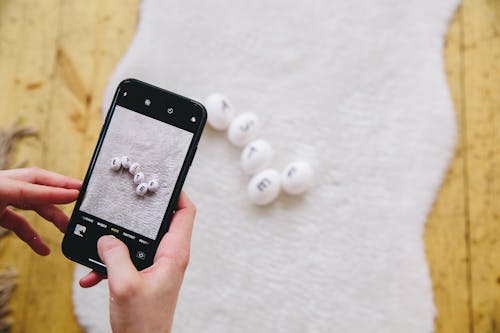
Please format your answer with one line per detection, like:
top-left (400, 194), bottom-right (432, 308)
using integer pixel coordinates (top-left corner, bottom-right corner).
top-left (73, 0), bottom-right (459, 331)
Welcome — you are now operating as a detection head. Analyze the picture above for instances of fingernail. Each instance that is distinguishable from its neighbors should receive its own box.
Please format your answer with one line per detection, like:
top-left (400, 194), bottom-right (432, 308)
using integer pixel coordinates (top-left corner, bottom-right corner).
top-left (97, 235), bottom-right (120, 258)
top-left (100, 235), bottom-right (116, 242)
top-left (98, 234), bottom-right (117, 246)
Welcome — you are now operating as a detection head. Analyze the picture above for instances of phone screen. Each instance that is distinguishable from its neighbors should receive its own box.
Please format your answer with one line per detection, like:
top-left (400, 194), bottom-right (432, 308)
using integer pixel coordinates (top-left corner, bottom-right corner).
top-left (79, 105), bottom-right (193, 240)
top-left (63, 79), bottom-right (205, 272)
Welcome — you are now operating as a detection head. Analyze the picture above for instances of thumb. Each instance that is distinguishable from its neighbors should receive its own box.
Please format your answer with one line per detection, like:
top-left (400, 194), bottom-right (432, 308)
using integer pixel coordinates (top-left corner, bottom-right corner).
top-left (97, 236), bottom-right (139, 284)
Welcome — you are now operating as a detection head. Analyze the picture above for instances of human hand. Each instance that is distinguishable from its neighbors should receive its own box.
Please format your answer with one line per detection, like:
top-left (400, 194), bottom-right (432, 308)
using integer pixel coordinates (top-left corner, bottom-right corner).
top-left (0, 167), bottom-right (81, 255)
top-left (79, 192), bottom-right (196, 333)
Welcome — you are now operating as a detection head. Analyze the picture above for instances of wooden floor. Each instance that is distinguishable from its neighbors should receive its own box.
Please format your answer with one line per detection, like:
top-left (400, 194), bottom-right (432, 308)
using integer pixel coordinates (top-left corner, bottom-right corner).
top-left (426, 1), bottom-right (500, 332)
top-left (0, 1), bottom-right (497, 332)
top-left (0, 1), bottom-right (140, 332)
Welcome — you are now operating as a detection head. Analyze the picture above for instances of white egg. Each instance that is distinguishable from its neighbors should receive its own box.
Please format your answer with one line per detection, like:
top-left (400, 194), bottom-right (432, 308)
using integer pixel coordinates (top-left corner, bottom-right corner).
top-left (227, 112), bottom-right (259, 147)
top-left (110, 157), bottom-right (121, 171)
top-left (247, 169), bottom-right (281, 205)
top-left (147, 179), bottom-right (160, 192)
top-left (121, 156), bottom-right (131, 169)
top-left (133, 172), bottom-right (145, 185)
top-left (136, 183), bottom-right (148, 196)
top-left (240, 139), bottom-right (273, 175)
top-left (129, 162), bottom-right (140, 175)
top-left (204, 93), bottom-right (235, 131)
top-left (281, 161), bottom-right (314, 195)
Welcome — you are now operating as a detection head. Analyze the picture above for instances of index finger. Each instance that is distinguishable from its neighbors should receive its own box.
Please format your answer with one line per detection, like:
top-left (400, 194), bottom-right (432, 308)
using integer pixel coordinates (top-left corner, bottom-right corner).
top-left (0, 178), bottom-right (79, 207)
top-left (1, 167), bottom-right (82, 190)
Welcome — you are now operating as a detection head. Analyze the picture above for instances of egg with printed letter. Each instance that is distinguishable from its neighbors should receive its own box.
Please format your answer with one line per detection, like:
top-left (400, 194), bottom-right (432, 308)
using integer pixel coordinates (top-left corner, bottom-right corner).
top-left (247, 169), bottom-right (281, 205)
top-left (129, 162), bottom-right (140, 175)
top-left (147, 179), bottom-right (160, 192)
top-left (205, 93), bottom-right (235, 131)
top-left (121, 156), bottom-right (131, 169)
top-left (133, 172), bottom-right (145, 185)
top-left (110, 157), bottom-right (121, 171)
top-left (228, 112), bottom-right (260, 147)
top-left (240, 139), bottom-right (273, 175)
top-left (136, 183), bottom-right (148, 196)
top-left (281, 161), bottom-right (314, 195)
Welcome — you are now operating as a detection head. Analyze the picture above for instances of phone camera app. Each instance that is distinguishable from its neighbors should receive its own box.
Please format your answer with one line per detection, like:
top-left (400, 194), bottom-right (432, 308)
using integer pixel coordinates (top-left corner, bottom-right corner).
top-left (80, 105), bottom-right (193, 240)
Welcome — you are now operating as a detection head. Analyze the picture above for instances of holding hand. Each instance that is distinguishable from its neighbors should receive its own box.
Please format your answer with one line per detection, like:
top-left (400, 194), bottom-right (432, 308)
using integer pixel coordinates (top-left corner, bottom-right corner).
top-left (79, 192), bottom-right (196, 333)
top-left (0, 167), bottom-right (196, 333)
top-left (0, 167), bottom-right (81, 255)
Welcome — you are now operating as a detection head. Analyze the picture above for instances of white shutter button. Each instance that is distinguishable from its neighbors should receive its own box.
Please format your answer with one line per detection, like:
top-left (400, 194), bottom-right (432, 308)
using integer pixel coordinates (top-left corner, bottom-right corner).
top-left (240, 139), bottom-right (273, 175)
top-left (282, 161), bottom-right (314, 195)
top-left (247, 169), bottom-right (281, 205)
top-left (136, 183), bottom-right (148, 196)
top-left (110, 157), bottom-right (121, 171)
top-left (227, 112), bottom-right (260, 147)
top-left (121, 156), bottom-right (131, 169)
top-left (129, 162), bottom-right (140, 175)
top-left (133, 172), bottom-right (145, 185)
top-left (147, 179), bottom-right (160, 192)
top-left (205, 93), bottom-right (235, 131)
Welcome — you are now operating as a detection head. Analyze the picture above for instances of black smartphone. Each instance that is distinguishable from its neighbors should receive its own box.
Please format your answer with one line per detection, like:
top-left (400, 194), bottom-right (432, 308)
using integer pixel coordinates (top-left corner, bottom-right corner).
top-left (62, 78), bottom-right (206, 274)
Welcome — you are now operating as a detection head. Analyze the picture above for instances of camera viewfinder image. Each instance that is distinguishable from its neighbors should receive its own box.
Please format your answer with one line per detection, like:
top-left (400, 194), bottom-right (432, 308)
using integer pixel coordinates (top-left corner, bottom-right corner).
top-left (80, 105), bottom-right (193, 239)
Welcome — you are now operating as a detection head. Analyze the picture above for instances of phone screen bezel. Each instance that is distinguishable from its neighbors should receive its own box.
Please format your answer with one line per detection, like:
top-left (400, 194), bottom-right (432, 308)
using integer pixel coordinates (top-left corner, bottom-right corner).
top-left (62, 78), bottom-right (206, 274)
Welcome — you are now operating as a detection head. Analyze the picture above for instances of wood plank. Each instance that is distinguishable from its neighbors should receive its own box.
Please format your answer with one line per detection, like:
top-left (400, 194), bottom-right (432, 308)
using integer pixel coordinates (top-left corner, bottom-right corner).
top-left (462, 0), bottom-right (500, 332)
top-left (0, 0), bottom-right (139, 332)
top-left (0, 1), bottom-right (64, 332)
top-left (21, 1), bottom-right (140, 332)
top-left (2, 0), bottom-right (497, 332)
top-left (425, 4), bottom-right (472, 333)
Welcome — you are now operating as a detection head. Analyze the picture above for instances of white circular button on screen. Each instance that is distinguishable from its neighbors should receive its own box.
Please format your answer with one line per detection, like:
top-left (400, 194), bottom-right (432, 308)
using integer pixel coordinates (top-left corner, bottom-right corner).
top-left (129, 162), bottom-right (140, 175)
top-left (148, 179), bottom-right (160, 192)
top-left (247, 169), bottom-right (281, 205)
top-left (136, 183), bottom-right (148, 196)
top-left (240, 139), bottom-right (273, 175)
top-left (133, 172), bottom-right (145, 185)
top-left (121, 156), bottom-right (131, 169)
top-left (228, 112), bottom-right (260, 147)
top-left (205, 93), bottom-right (235, 131)
top-left (110, 157), bottom-right (121, 171)
top-left (282, 161), bottom-right (314, 195)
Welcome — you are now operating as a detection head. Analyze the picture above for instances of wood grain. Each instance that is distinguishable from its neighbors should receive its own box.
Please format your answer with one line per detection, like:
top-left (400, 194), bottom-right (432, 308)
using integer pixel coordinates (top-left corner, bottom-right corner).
top-left (425, 1), bottom-right (500, 332)
top-left (425, 4), bottom-right (471, 333)
top-left (0, 0), bottom-right (498, 332)
top-left (0, 1), bottom-right (139, 332)
top-left (462, 0), bottom-right (500, 332)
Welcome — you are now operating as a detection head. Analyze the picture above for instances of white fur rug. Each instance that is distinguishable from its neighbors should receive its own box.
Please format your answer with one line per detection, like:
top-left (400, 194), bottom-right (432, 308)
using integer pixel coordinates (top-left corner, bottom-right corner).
top-left (73, 0), bottom-right (459, 332)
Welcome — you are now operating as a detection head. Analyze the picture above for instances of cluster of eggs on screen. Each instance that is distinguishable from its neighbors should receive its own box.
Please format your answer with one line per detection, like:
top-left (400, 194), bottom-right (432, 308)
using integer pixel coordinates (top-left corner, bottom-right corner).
top-left (110, 156), bottom-right (159, 196)
top-left (204, 94), bottom-right (313, 205)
